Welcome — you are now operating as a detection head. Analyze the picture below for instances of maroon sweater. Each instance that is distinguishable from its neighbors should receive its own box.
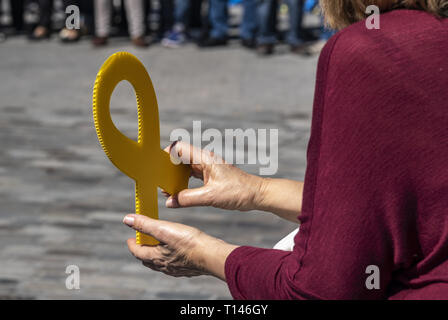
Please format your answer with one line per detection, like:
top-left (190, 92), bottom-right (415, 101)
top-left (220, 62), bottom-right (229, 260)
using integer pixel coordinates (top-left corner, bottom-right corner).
top-left (225, 10), bottom-right (448, 299)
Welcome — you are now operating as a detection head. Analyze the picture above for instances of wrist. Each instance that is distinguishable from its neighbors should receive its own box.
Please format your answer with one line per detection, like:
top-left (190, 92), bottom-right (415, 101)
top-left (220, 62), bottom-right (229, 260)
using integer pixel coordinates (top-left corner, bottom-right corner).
top-left (251, 176), bottom-right (271, 212)
top-left (195, 233), bottom-right (239, 281)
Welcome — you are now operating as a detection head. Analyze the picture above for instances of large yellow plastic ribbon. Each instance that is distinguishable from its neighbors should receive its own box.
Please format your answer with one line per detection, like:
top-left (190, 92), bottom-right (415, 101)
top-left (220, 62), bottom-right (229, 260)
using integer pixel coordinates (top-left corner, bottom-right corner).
top-left (92, 52), bottom-right (190, 245)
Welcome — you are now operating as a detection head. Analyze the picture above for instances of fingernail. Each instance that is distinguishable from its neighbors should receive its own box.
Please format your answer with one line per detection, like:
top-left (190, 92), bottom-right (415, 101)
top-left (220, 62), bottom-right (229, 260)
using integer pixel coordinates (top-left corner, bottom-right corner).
top-left (169, 140), bottom-right (179, 152)
top-left (166, 197), bottom-right (179, 208)
top-left (123, 215), bottom-right (135, 227)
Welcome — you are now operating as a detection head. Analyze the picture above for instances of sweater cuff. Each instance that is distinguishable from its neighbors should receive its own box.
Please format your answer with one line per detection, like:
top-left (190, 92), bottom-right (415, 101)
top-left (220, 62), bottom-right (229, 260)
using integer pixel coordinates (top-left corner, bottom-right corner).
top-left (224, 246), bottom-right (292, 299)
top-left (225, 246), bottom-right (251, 299)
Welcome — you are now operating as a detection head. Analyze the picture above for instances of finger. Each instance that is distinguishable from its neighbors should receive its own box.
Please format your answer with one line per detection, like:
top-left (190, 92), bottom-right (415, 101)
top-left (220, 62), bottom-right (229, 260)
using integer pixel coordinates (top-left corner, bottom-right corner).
top-left (126, 238), bottom-right (162, 261)
top-left (163, 141), bottom-right (183, 167)
top-left (142, 261), bottom-right (160, 272)
top-left (165, 195), bottom-right (179, 208)
top-left (123, 214), bottom-right (191, 247)
top-left (166, 186), bottom-right (212, 208)
top-left (161, 189), bottom-right (170, 197)
top-left (141, 261), bottom-right (185, 278)
top-left (172, 141), bottom-right (204, 165)
top-left (166, 141), bottom-right (220, 168)
top-left (163, 140), bottom-right (179, 154)
top-left (163, 141), bottom-right (204, 180)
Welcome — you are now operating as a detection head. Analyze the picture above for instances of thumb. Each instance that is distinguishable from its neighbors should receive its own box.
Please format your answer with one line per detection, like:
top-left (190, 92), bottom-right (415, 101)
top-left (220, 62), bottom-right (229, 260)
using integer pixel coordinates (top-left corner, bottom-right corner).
top-left (166, 186), bottom-right (212, 208)
top-left (123, 214), bottom-right (182, 246)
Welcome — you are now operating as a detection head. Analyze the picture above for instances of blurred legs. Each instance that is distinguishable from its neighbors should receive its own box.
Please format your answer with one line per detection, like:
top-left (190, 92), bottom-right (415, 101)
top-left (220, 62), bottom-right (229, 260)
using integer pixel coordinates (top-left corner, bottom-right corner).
top-left (256, 0), bottom-right (277, 45)
top-left (209, 0), bottom-right (227, 39)
top-left (284, 0), bottom-right (305, 46)
top-left (124, 0), bottom-right (145, 38)
top-left (241, 0), bottom-right (257, 41)
top-left (94, 0), bottom-right (110, 37)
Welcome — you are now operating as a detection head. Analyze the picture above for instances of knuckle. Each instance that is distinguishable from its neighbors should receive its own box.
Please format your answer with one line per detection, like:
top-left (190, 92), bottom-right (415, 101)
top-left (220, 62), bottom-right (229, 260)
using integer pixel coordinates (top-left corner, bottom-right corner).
top-left (131, 248), bottom-right (144, 260)
top-left (141, 248), bottom-right (160, 263)
top-left (134, 216), bottom-right (150, 234)
top-left (153, 224), bottom-right (170, 242)
top-left (133, 216), bottom-right (144, 232)
top-left (202, 188), bottom-right (214, 206)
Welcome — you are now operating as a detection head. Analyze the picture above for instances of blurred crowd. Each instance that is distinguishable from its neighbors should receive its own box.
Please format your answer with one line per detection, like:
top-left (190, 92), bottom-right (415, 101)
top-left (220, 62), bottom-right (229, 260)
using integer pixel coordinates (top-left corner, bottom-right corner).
top-left (0, 0), bottom-right (333, 56)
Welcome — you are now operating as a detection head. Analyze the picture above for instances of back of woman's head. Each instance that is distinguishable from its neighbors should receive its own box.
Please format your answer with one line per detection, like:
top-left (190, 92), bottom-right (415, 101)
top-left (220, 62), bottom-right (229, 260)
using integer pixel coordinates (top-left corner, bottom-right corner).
top-left (321, 0), bottom-right (448, 29)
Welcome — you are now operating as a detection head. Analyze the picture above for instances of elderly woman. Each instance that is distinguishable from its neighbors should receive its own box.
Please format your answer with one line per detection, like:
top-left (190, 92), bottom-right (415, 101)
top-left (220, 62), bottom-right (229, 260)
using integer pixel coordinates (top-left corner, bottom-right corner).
top-left (123, 0), bottom-right (448, 299)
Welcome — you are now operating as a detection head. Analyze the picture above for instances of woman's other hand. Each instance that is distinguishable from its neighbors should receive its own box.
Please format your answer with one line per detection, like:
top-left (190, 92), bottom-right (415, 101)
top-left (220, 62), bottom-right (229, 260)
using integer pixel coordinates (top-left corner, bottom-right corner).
top-left (123, 214), bottom-right (237, 280)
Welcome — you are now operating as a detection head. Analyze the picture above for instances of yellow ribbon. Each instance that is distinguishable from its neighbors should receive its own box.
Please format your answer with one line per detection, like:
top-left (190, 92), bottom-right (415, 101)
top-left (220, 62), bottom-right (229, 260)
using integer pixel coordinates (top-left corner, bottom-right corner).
top-left (93, 52), bottom-right (190, 245)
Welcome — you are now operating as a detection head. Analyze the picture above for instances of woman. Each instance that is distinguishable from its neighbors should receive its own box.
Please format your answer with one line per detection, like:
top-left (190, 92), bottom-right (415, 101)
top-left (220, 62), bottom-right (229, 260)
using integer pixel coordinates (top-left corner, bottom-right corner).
top-left (123, 0), bottom-right (448, 299)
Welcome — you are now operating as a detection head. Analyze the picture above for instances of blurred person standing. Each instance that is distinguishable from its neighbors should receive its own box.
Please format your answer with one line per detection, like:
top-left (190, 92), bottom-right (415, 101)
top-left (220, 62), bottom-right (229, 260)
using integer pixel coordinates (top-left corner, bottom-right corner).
top-left (93, 0), bottom-right (147, 47)
top-left (198, 0), bottom-right (257, 48)
top-left (303, 3), bottom-right (335, 55)
top-left (301, 18), bottom-right (334, 55)
top-left (198, 0), bottom-right (227, 46)
top-left (9, 0), bottom-right (25, 34)
top-left (161, 0), bottom-right (190, 48)
top-left (240, 0), bottom-right (257, 48)
top-left (0, 0), bottom-right (26, 39)
top-left (256, 0), bottom-right (305, 55)
top-left (28, 0), bottom-right (83, 42)
top-left (0, 2), bottom-right (3, 42)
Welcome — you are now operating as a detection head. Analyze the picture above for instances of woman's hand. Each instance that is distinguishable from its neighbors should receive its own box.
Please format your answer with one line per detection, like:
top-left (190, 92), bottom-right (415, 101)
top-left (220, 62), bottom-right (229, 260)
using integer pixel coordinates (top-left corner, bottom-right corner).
top-left (163, 141), bottom-right (264, 212)
top-left (163, 141), bottom-right (303, 223)
top-left (123, 214), bottom-right (238, 280)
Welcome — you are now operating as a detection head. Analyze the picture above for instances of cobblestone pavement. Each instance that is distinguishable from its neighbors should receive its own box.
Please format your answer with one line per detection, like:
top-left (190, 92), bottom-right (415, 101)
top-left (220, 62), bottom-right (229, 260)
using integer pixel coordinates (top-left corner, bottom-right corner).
top-left (0, 37), bottom-right (318, 299)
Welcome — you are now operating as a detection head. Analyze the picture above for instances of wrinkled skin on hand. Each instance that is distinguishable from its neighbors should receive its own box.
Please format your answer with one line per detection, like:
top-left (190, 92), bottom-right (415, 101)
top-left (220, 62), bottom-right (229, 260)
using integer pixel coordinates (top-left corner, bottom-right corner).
top-left (125, 214), bottom-right (214, 277)
top-left (163, 141), bottom-right (264, 212)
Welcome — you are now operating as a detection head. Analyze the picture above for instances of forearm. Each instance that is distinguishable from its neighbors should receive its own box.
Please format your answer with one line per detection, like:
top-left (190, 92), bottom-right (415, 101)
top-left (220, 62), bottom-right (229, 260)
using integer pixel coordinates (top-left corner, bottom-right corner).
top-left (254, 178), bottom-right (303, 223)
top-left (193, 177), bottom-right (303, 280)
top-left (196, 177), bottom-right (303, 280)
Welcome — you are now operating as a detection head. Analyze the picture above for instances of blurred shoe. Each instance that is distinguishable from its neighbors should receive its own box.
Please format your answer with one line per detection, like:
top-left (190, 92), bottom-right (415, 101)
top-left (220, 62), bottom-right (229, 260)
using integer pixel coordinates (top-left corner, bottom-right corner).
top-left (303, 40), bottom-right (327, 56)
top-left (59, 28), bottom-right (80, 43)
top-left (197, 37), bottom-right (228, 48)
top-left (132, 36), bottom-right (148, 48)
top-left (256, 43), bottom-right (274, 56)
top-left (162, 29), bottom-right (186, 48)
top-left (0, 32), bottom-right (6, 43)
top-left (92, 36), bottom-right (108, 47)
top-left (241, 38), bottom-right (256, 49)
top-left (290, 43), bottom-right (308, 55)
top-left (28, 26), bottom-right (50, 41)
